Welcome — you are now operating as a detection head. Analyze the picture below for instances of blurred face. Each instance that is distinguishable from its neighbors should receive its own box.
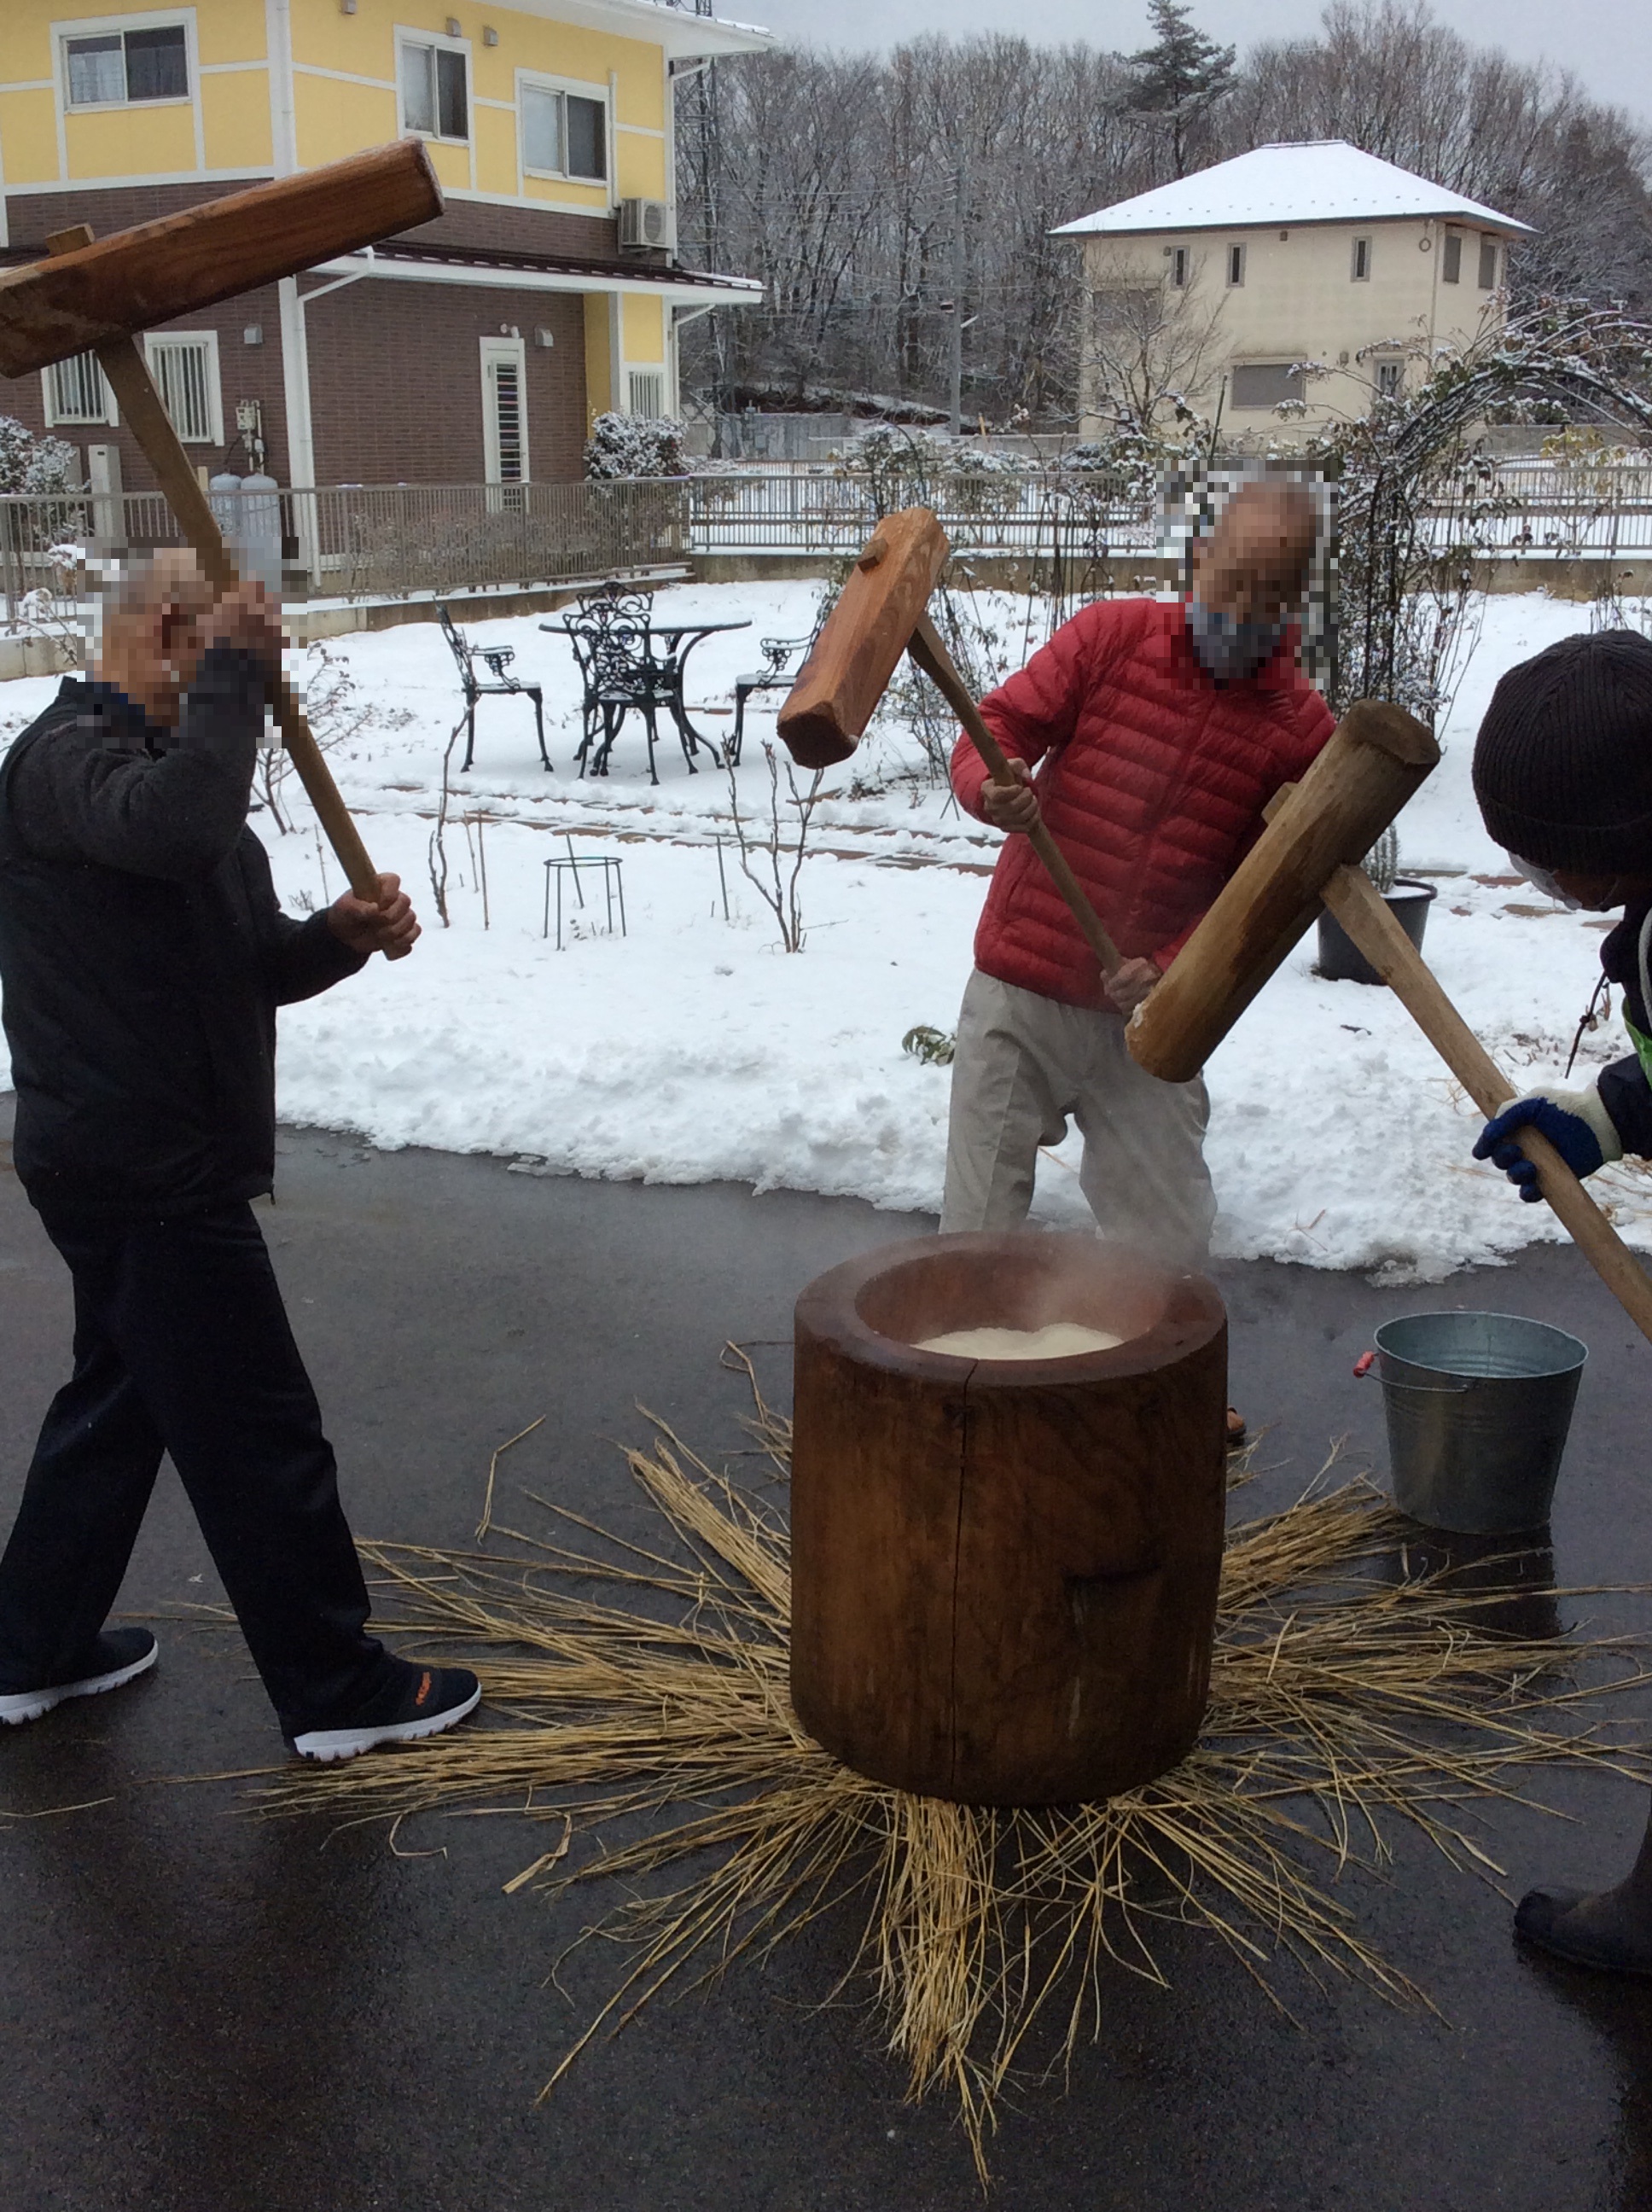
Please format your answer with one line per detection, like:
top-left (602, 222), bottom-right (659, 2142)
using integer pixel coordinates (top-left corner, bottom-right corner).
top-left (1546, 867), bottom-right (1652, 912)
top-left (1190, 486), bottom-right (1317, 624)
top-left (95, 556), bottom-right (217, 730)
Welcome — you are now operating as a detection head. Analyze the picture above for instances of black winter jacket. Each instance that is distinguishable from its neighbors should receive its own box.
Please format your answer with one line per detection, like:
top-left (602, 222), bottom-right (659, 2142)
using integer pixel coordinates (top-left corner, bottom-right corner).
top-left (0, 655), bottom-right (364, 1225)
top-left (1598, 897), bottom-right (1652, 1160)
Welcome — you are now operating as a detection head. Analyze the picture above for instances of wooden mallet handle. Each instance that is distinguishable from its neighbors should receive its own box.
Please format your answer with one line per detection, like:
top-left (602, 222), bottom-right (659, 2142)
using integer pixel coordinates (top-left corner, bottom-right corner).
top-left (907, 610), bottom-right (1121, 979)
top-left (1324, 859), bottom-right (1652, 1348)
top-left (47, 226), bottom-right (402, 954)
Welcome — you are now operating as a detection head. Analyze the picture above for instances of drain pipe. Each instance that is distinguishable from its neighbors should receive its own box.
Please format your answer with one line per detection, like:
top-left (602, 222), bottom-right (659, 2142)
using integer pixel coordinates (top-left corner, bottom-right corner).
top-left (280, 247), bottom-right (376, 585)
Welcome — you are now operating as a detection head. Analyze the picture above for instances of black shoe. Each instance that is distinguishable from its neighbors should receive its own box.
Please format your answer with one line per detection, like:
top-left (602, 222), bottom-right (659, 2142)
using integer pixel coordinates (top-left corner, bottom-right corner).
top-left (0, 1628), bottom-right (158, 1726)
top-left (1515, 1884), bottom-right (1652, 1976)
top-left (288, 1658), bottom-right (481, 1763)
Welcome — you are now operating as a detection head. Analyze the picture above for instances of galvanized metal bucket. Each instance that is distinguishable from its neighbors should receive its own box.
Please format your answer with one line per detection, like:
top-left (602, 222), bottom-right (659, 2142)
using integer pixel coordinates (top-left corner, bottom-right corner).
top-left (1374, 1311), bottom-right (1587, 1534)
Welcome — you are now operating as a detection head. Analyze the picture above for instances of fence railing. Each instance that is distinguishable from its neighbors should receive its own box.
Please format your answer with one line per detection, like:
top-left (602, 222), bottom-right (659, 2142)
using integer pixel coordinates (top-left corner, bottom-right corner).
top-left (682, 470), bottom-right (1155, 556)
top-left (0, 479), bottom-right (691, 616)
top-left (4, 463), bottom-right (1650, 626)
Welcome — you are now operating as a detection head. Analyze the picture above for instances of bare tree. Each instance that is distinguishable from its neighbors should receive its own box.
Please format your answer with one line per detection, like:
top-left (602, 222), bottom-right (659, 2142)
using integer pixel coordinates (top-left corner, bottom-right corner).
top-left (674, 10), bottom-right (1652, 427)
top-left (1081, 249), bottom-right (1229, 436)
top-left (724, 742), bottom-right (826, 952)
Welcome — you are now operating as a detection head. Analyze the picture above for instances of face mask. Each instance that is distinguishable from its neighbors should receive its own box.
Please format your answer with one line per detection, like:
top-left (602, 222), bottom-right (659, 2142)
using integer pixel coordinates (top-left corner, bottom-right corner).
top-left (1507, 853), bottom-right (1583, 910)
top-left (1186, 600), bottom-right (1285, 682)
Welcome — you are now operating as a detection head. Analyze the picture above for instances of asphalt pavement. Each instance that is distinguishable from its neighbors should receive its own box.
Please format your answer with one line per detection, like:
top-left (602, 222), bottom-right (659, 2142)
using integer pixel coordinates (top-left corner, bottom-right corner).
top-left (6, 1099), bottom-right (1652, 2212)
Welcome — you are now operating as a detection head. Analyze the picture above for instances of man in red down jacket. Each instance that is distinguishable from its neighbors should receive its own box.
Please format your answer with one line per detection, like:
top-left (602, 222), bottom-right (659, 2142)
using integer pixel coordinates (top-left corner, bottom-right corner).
top-left (940, 477), bottom-right (1334, 1277)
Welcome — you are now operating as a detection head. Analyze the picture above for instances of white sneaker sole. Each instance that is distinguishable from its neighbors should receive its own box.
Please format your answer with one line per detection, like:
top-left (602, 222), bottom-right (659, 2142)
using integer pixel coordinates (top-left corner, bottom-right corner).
top-left (0, 1639), bottom-right (158, 1726)
top-left (290, 1681), bottom-right (481, 1763)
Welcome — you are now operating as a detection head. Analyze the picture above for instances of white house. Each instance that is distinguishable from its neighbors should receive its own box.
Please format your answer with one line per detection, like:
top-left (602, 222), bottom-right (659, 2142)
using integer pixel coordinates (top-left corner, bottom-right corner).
top-left (1054, 142), bottom-right (1531, 439)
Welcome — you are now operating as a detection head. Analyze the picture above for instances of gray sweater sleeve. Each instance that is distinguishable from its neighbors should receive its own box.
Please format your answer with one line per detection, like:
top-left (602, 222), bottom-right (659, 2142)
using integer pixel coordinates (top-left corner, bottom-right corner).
top-left (9, 646), bottom-right (268, 881)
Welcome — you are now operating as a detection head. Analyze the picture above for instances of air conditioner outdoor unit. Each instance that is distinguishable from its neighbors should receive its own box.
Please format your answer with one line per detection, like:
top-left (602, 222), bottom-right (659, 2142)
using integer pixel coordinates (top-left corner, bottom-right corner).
top-left (619, 197), bottom-right (672, 251)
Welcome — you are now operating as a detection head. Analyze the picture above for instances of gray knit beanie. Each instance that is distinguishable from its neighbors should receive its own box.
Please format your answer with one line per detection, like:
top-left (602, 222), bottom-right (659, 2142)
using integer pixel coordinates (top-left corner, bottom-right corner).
top-left (1473, 630), bottom-right (1652, 873)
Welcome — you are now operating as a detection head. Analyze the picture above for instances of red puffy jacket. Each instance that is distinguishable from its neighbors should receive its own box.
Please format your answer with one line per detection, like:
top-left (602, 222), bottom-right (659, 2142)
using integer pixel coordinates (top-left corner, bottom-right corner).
top-left (952, 597), bottom-right (1335, 1010)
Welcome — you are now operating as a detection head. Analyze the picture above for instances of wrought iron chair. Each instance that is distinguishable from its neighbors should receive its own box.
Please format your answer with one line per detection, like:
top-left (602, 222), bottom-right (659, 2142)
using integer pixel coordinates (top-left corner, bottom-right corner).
top-left (564, 594), bottom-right (697, 785)
top-left (730, 632), bottom-right (816, 765)
top-left (438, 603), bottom-right (550, 771)
top-left (564, 599), bottom-right (668, 783)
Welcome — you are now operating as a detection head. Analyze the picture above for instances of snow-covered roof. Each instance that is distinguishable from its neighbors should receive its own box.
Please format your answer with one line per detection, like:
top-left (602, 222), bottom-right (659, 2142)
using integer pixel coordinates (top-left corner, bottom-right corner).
top-left (1053, 143), bottom-right (1531, 239)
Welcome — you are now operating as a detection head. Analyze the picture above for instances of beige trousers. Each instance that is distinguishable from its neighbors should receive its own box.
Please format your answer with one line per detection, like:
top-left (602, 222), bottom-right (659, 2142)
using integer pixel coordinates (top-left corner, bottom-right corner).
top-left (939, 969), bottom-right (1216, 1266)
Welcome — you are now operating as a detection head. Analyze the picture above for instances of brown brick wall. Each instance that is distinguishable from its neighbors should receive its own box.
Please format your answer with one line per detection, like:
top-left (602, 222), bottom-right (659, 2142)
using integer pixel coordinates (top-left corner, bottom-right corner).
top-left (3, 180), bottom-right (293, 492)
top-left (305, 276), bottom-right (587, 483)
top-left (3, 182), bottom-right (607, 487)
top-left (3, 178), bottom-right (620, 263)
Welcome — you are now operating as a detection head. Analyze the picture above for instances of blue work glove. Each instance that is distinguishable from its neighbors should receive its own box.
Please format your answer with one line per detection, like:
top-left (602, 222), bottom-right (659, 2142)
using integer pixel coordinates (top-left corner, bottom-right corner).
top-left (1473, 1086), bottom-right (1624, 1201)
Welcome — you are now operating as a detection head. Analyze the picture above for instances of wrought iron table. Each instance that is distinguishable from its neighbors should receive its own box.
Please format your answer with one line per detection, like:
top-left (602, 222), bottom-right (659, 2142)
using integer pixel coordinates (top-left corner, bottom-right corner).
top-left (541, 613), bottom-right (751, 774)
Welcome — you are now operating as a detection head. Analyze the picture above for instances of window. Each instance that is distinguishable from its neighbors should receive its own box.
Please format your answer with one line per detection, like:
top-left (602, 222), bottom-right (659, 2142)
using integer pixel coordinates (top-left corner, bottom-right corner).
top-left (521, 82), bottom-right (607, 183)
top-left (1226, 242), bottom-right (1245, 287)
top-left (1170, 246), bottom-right (1189, 288)
top-left (1229, 362), bottom-right (1303, 410)
top-left (64, 22), bottom-right (188, 107)
top-left (1351, 235), bottom-right (1371, 282)
top-left (144, 332), bottom-right (222, 444)
top-left (627, 369), bottom-right (666, 419)
top-left (43, 350), bottom-right (115, 427)
top-left (480, 337), bottom-right (529, 485)
top-left (400, 38), bottom-right (468, 142)
top-left (1374, 358), bottom-right (1404, 399)
top-left (1478, 236), bottom-right (1499, 289)
top-left (1441, 230), bottom-right (1462, 283)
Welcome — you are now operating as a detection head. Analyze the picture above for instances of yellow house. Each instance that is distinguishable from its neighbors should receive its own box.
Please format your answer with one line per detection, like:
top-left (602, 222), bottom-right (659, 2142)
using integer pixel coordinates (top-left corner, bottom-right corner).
top-left (1056, 143), bottom-right (1530, 441)
top-left (0, 0), bottom-right (771, 488)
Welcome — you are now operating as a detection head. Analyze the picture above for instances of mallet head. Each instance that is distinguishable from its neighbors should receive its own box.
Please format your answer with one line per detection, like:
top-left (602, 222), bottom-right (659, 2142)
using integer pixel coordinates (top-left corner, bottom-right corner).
top-left (777, 506), bottom-right (951, 770)
top-left (0, 141), bottom-right (443, 379)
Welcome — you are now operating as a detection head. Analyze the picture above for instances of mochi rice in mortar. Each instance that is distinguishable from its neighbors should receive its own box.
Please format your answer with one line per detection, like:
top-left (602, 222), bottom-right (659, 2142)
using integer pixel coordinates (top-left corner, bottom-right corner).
top-left (905, 1238), bottom-right (1164, 1360)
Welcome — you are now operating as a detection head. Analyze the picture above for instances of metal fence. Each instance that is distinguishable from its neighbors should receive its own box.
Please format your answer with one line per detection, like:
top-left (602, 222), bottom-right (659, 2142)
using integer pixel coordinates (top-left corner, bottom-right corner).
top-left (683, 470), bottom-right (1154, 557)
top-left (0, 478), bottom-right (690, 615)
top-left (4, 463), bottom-right (1651, 626)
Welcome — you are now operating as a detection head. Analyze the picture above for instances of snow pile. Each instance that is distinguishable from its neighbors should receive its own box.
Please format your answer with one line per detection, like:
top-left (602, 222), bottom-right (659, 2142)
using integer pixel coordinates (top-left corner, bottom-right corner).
top-left (2, 584), bottom-right (1647, 1281)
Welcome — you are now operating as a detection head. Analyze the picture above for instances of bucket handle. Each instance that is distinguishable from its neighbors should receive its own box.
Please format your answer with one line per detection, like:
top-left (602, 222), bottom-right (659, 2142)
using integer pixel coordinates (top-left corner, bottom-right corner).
top-left (1354, 1350), bottom-right (1472, 1396)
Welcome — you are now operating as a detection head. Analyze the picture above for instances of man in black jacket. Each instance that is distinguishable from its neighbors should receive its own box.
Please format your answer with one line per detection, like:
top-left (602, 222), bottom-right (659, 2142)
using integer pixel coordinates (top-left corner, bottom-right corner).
top-left (0, 552), bottom-right (478, 1761)
top-left (1468, 626), bottom-right (1652, 1970)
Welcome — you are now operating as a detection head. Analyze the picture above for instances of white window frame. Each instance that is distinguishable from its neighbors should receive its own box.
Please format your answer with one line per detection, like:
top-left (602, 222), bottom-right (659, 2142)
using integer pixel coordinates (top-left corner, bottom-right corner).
top-left (516, 69), bottom-right (609, 188)
top-left (627, 368), bottom-right (666, 419)
top-left (1170, 246), bottom-right (1190, 289)
top-left (41, 351), bottom-right (119, 428)
top-left (1441, 229), bottom-right (1463, 283)
top-left (1225, 242), bottom-right (1245, 288)
top-left (57, 9), bottom-right (195, 114)
top-left (397, 26), bottom-right (471, 146)
top-left (143, 329), bottom-right (223, 445)
top-left (1477, 235), bottom-right (1500, 289)
top-left (1351, 235), bottom-right (1372, 282)
top-left (480, 335), bottom-right (530, 486)
top-left (1373, 358), bottom-right (1405, 399)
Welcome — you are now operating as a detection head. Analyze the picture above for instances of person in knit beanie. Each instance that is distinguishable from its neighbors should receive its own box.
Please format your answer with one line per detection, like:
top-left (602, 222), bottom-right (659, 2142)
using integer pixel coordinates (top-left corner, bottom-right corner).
top-left (1470, 624), bottom-right (1652, 1974)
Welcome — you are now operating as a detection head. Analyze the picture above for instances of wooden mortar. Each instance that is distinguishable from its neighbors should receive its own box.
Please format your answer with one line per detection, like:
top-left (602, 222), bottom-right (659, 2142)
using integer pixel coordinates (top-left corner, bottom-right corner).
top-left (790, 1231), bottom-right (1228, 1805)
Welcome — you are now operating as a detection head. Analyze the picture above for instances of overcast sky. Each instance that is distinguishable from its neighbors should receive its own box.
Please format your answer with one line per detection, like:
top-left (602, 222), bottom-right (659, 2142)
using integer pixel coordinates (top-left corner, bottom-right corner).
top-left (736, 0), bottom-right (1651, 131)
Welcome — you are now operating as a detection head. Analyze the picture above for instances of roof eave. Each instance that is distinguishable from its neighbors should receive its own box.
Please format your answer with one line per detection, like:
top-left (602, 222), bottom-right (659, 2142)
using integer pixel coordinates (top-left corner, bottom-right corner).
top-left (486, 0), bottom-right (775, 56)
top-left (307, 251), bottom-right (763, 305)
top-left (1053, 209), bottom-right (1533, 239)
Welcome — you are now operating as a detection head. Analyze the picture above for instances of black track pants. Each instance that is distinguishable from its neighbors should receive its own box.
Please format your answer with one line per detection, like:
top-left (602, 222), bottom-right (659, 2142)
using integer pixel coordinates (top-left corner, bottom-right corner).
top-left (0, 1202), bottom-right (391, 1730)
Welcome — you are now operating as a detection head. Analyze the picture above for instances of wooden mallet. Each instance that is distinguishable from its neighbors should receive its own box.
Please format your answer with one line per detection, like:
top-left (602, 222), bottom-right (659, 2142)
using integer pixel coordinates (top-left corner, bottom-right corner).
top-left (777, 505), bottom-right (1124, 980)
top-left (1128, 703), bottom-right (1652, 1345)
top-left (0, 142), bottom-right (446, 955)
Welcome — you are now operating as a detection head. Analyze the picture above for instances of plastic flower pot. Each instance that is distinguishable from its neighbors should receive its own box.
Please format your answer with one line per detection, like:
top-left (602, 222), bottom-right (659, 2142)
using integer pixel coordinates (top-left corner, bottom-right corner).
top-left (1316, 877), bottom-right (1437, 986)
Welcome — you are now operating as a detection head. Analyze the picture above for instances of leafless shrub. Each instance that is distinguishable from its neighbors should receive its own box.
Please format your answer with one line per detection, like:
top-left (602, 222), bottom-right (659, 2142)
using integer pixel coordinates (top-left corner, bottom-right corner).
top-left (725, 741), bottom-right (824, 952)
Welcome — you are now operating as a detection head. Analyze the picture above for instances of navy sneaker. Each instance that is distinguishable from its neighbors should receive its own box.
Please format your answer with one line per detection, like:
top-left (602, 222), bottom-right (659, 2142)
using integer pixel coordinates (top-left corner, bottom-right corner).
top-left (0, 1628), bottom-right (158, 1726)
top-left (288, 1658), bottom-right (480, 1763)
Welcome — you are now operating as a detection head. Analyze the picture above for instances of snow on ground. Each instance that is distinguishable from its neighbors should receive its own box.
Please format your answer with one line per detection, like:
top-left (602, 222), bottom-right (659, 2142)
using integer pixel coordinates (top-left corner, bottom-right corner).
top-left (2, 583), bottom-right (1648, 1281)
